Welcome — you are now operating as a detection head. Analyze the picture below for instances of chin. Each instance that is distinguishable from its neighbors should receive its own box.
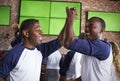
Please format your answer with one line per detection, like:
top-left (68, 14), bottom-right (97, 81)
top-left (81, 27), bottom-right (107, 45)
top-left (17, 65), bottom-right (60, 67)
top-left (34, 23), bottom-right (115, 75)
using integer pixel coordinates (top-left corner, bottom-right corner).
top-left (86, 37), bottom-right (90, 40)
top-left (85, 35), bottom-right (90, 39)
top-left (38, 41), bottom-right (42, 45)
top-left (32, 42), bottom-right (41, 47)
top-left (36, 42), bottom-right (41, 46)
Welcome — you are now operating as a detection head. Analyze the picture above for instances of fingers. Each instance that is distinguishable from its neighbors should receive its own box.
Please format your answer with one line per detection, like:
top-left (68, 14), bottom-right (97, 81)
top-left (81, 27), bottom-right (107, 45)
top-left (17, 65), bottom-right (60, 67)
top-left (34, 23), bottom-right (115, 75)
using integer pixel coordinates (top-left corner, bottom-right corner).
top-left (70, 7), bottom-right (76, 11)
top-left (66, 7), bottom-right (70, 16)
top-left (66, 7), bottom-right (78, 15)
top-left (70, 7), bottom-right (78, 15)
top-left (66, 7), bottom-right (78, 20)
top-left (66, 7), bottom-right (69, 13)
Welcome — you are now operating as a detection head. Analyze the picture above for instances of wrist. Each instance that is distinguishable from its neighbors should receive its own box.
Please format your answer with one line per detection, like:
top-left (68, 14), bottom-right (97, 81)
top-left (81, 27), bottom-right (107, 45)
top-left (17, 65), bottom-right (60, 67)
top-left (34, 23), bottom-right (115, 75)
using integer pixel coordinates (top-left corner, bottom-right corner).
top-left (67, 17), bottom-right (75, 21)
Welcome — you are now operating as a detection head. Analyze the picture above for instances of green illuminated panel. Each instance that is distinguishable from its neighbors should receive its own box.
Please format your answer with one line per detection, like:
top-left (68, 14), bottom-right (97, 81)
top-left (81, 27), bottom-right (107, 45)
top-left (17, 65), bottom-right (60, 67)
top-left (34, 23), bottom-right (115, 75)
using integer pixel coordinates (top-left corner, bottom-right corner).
top-left (0, 6), bottom-right (10, 26)
top-left (49, 18), bottom-right (65, 35)
top-left (88, 12), bottom-right (120, 32)
top-left (51, 2), bottom-right (81, 19)
top-left (20, 17), bottom-right (49, 34)
top-left (50, 18), bottom-right (80, 36)
top-left (19, 0), bottom-right (81, 35)
top-left (20, 1), bottom-right (50, 17)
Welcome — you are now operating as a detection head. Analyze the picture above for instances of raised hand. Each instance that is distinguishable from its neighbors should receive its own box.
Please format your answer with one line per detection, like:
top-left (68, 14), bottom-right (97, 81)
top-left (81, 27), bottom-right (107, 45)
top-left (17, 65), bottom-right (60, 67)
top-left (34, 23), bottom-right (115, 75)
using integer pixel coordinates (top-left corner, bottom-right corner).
top-left (66, 7), bottom-right (78, 20)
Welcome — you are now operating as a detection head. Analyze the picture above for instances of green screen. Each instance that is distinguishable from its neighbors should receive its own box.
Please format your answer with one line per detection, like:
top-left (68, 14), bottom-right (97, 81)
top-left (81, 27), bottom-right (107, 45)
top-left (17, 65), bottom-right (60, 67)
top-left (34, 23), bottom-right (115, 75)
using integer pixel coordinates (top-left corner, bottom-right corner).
top-left (88, 11), bottom-right (120, 32)
top-left (50, 18), bottom-right (80, 36)
top-left (51, 2), bottom-right (81, 19)
top-left (19, 0), bottom-right (81, 36)
top-left (20, 1), bottom-right (50, 17)
top-left (50, 18), bottom-right (65, 35)
top-left (0, 6), bottom-right (10, 26)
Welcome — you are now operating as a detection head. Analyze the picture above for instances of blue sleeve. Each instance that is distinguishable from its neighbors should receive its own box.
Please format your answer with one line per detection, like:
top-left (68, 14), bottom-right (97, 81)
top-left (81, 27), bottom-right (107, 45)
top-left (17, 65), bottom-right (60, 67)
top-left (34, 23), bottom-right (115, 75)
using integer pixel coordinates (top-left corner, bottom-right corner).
top-left (42, 57), bottom-right (48, 64)
top-left (36, 39), bottom-right (61, 58)
top-left (69, 39), bottom-right (110, 60)
top-left (0, 44), bottom-right (24, 78)
top-left (59, 56), bottom-right (64, 69)
top-left (59, 51), bottom-right (75, 76)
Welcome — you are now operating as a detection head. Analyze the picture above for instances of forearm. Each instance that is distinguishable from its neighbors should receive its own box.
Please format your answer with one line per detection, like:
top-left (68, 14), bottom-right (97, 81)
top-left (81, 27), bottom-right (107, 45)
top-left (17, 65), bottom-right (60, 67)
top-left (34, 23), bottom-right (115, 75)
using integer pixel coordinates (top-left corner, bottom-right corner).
top-left (58, 18), bottom-right (68, 46)
top-left (64, 18), bottom-right (75, 48)
top-left (64, 7), bottom-right (77, 48)
top-left (58, 7), bottom-right (77, 48)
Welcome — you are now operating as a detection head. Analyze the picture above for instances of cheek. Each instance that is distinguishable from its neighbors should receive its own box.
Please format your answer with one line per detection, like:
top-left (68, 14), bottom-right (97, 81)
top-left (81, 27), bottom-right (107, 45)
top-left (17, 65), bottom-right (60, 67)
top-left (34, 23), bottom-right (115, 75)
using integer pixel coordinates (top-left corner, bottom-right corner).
top-left (30, 32), bottom-right (42, 42)
top-left (92, 29), bottom-right (99, 35)
top-left (36, 36), bottom-right (43, 41)
top-left (28, 33), bottom-right (37, 41)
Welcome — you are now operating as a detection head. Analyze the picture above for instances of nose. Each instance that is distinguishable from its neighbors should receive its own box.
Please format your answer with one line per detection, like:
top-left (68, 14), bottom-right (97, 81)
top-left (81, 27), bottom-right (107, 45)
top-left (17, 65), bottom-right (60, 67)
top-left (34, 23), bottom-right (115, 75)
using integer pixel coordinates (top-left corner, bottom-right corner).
top-left (39, 29), bottom-right (44, 36)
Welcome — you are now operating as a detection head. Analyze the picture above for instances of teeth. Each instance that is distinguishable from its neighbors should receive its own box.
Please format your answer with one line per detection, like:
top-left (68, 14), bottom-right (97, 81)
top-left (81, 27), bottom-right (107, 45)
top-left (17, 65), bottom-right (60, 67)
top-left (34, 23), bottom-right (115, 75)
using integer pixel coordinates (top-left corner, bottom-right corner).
top-left (39, 37), bottom-right (42, 39)
top-left (37, 36), bottom-right (43, 40)
top-left (86, 33), bottom-right (90, 35)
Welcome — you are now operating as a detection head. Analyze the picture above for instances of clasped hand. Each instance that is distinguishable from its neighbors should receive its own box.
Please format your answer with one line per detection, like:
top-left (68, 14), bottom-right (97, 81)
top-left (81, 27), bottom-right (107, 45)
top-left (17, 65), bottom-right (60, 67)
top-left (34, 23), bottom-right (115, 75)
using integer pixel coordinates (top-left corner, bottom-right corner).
top-left (66, 7), bottom-right (78, 20)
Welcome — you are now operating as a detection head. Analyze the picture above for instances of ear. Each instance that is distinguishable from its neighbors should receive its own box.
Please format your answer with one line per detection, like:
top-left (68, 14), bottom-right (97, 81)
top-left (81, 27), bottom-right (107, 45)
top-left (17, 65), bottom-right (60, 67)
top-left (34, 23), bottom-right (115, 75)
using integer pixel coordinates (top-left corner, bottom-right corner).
top-left (100, 28), bottom-right (105, 33)
top-left (22, 30), bottom-right (29, 38)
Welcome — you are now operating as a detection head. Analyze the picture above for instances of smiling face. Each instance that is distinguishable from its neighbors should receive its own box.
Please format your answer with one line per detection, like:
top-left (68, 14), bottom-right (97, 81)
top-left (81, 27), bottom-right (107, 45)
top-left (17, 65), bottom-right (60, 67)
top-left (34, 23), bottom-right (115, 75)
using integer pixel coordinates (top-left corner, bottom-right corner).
top-left (85, 18), bottom-right (104, 40)
top-left (21, 19), bottom-right (44, 48)
top-left (27, 22), bottom-right (43, 47)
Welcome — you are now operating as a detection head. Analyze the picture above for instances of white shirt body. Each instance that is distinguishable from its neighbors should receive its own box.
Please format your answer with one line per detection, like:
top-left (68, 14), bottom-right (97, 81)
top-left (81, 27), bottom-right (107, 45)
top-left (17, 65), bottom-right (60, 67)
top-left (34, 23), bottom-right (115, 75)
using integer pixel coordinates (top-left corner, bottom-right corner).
top-left (66, 52), bottom-right (82, 80)
top-left (80, 47), bottom-right (113, 81)
top-left (10, 48), bottom-right (42, 81)
top-left (46, 51), bottom-right (61, 69)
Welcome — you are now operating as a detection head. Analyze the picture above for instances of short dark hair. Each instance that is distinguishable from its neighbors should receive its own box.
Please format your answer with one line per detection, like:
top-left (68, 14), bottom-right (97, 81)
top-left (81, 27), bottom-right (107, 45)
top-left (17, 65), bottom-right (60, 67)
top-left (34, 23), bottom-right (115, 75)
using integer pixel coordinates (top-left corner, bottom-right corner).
top-left (20, 19), bottom-right (39, 34)
top-left (89, 17), bottom-right (106, 29)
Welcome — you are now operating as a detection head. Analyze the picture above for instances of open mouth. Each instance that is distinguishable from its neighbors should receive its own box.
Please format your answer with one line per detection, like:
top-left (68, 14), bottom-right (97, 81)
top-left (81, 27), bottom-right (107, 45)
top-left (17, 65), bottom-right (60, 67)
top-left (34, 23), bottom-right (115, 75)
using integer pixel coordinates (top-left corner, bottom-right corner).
top-left (37, 36), bottom-right (43, 41)
top-left (39, 36), bottom-right (43, 41)
top-left (85, 33), bottom-right (90, 36)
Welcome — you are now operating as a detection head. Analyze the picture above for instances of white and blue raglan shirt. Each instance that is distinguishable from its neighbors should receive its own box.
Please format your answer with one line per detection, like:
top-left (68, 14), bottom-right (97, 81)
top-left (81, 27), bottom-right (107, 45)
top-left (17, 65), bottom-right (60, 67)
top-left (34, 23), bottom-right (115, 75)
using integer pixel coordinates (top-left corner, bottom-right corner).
top-left (46, 50), bottom-right (62, 70)
top-left (0, 39), bottom-right (61, 81)
top-left (60, 51), bottom-right (82, 80)
top-left (68, 39), bottom-right (113, 81)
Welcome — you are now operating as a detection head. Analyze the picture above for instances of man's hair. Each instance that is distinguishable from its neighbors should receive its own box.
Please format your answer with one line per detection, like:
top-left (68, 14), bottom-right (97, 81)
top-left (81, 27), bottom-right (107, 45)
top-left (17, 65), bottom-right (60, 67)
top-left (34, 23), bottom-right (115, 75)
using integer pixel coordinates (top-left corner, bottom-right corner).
top-left (20, 19), bottom-right (39, 34)
top-left (89, 17), bottom-right (106, 29)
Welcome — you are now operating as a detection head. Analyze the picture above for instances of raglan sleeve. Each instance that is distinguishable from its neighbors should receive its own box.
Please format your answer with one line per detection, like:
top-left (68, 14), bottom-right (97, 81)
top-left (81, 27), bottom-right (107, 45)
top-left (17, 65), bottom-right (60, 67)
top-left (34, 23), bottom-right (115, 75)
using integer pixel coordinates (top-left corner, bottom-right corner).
top-left (59, 51), bottom-right (75, 76)
top-left (68, 39), bottom-right (110, 60)
top-left (37, 39), bottom-right (61, 58)
top-left (0, 52), bottom-right (17, 79)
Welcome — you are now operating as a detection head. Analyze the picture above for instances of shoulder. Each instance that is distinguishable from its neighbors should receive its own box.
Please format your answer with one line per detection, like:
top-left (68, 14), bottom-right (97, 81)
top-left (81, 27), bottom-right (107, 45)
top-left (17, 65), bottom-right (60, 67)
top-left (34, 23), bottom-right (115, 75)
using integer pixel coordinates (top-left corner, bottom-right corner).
top-left (91, 40), bottom-right (111, 60)
top-left (3, 44), bottom-right (25, 62)
top-left (8, 44), bottom-right (25, 55)
top-left (0, 44), bottom-right (25, 74)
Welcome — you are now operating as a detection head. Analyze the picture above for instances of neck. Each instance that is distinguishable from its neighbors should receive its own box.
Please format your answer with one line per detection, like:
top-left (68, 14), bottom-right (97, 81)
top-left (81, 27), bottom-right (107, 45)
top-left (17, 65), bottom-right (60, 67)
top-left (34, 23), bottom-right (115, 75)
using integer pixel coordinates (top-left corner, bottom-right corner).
top-left (99, 33), bottom-right (103, 40)
top-left (23, 40), bottom-right (35, 49)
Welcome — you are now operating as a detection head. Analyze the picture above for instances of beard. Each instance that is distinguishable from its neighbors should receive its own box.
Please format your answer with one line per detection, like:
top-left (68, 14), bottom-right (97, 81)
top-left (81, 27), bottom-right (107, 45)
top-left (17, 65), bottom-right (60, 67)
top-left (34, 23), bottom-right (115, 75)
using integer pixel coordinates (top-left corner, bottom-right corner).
top-left (29, 39), bottom-right (41, 47)
top-left (28, 36), bottom-right (43, 47)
